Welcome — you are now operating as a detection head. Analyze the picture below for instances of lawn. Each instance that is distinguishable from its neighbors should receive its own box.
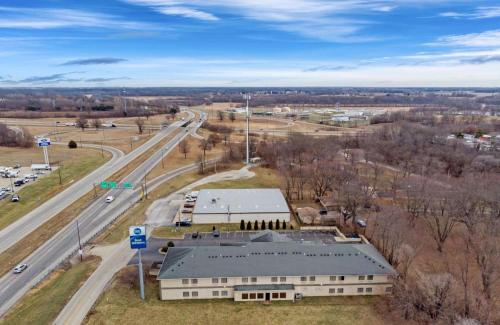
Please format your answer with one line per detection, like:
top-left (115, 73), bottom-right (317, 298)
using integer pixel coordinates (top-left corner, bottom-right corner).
top-left (0, 149), bottom-right (110, 231)
top-left (196, 166), bottom-right (282, 190)
top-left (85, 268), bottom-right (389, 325)
top-left (1, 256), bottom-right (101, 325)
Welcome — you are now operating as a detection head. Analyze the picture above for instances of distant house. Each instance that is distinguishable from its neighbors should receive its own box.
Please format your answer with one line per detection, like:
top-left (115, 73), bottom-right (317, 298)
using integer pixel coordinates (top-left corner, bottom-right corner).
top-left (157, 231), bottom-right (396, 301)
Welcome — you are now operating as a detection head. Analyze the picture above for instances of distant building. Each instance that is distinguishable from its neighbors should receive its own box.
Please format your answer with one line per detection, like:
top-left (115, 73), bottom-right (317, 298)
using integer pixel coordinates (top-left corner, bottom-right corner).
top-left (192, 189), bottom-right (290, 224)
top-left (157, 231), bottom-right (396, 301)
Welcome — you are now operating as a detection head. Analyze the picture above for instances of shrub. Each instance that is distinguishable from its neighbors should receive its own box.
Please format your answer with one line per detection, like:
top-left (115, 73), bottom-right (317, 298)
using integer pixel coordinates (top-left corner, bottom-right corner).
top-left (246, 221), bottom-right (252, 230)
top-left (68, 140), bottom-right (77, 149)
top-left (240, 220), bottom-right (245, 231)
top-left (254, 220), bottom-right (259, 230)
top-left (275, 219), bottom-right (280, 230)
top-left (282, 220), bottom-right (287, 229)
top-left (261, 220), bottom-right (266, 230)
top-left (268, 220), bottom-right (273, 230)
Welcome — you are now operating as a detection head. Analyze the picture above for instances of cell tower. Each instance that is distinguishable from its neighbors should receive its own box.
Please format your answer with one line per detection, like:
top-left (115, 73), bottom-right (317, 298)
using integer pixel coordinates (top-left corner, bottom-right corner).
top-left (243, 93), bottom-right (251, 165)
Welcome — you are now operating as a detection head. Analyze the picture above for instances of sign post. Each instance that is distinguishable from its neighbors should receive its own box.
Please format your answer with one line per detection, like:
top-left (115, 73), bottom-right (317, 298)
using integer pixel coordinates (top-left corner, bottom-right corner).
top-left (129, 225), bottom-right (147, 300)
top-left (37, 138), bottom-right (51, 169)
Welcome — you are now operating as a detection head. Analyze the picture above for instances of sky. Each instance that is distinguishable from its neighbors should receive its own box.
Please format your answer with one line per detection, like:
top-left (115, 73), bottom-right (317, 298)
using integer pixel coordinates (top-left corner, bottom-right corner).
top-left (0, 0), bottom-right (500, 87)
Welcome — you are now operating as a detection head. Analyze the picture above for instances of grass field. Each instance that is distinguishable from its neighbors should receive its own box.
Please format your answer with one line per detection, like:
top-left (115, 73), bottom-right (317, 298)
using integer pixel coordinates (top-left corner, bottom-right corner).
top-left (1, 256), bottom-right (101, 325)
top-left (0, 148), bottom-right (110, 231)
top-left (85, 267), bottom-right (388, 325)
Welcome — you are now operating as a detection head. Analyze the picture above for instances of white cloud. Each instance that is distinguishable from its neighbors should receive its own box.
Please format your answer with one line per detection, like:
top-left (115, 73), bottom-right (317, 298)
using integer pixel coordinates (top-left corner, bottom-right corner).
top-left (439, 6), bottom-right (500, 19)
top-left (0, 7), bottom-right (155, 30)
top-left (428, 30), bottom-right (500, 47)
top-left (122, 0), bottom-right (409, 42)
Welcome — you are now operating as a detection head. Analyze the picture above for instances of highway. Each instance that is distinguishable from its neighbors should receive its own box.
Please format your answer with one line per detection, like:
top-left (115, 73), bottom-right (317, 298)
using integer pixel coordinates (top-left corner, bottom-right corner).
top-left (0, 116), bottom-right (190, 255)
top-left (0, 114), bottom-right (203, 316)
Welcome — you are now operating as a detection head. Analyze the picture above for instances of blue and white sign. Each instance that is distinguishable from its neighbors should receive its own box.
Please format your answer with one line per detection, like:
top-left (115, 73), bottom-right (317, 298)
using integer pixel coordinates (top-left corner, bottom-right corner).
top-left (129, 225), bottom-right (147, 249)
top-left (37, 138), bottom-right (51, 147)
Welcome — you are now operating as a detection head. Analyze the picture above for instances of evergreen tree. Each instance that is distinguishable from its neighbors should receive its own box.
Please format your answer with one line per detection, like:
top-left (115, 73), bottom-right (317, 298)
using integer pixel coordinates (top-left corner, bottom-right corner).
top-left (254, 220), bottom-right (259, 230)
top-left (261, 220), bottom-right (266, 230)
top-left (240, 220), bottom-right (245, 231)
top-left (275, 219), bottom-right (280, 230)
top-left (268, 220), bottom-right (273, 230)
top-left (246, 221), bottom-right (252, 230)
top-left (282, 220), bottom-right (287, 229)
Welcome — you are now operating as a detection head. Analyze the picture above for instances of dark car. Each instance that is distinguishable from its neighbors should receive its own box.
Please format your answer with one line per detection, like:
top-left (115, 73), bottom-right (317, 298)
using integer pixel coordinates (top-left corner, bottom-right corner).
top-left (212, 230), bottom-right (220, 238)
top-left (175, 220), bottom-right (192, 227)
top-left (191, 231), bottom-right (199, 239)
top-left (14, 179), bottom-right (24, 186)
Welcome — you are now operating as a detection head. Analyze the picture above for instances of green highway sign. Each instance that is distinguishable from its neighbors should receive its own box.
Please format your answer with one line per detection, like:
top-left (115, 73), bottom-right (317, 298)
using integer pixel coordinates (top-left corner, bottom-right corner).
top-left (100, 181), bottom-right (133, 189)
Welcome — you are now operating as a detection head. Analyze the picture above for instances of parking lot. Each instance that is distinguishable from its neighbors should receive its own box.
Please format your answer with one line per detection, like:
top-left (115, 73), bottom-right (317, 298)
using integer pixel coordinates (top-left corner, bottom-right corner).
top-left (0, 166), bottom-right (56, 200)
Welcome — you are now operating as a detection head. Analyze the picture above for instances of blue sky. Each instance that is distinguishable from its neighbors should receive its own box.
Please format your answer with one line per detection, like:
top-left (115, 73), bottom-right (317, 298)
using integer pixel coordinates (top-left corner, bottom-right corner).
top-left (0, 0), bottom-right (500, 87)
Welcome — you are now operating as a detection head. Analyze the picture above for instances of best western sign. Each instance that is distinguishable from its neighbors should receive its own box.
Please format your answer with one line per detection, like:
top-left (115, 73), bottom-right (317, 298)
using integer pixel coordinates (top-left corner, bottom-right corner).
top-left (129, 225), bottom-right (147, 249)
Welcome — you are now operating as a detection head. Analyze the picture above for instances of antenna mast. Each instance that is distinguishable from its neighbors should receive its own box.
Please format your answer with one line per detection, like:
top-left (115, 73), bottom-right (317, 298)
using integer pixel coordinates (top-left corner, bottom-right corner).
top-left (244, 94), bottom-right (251, 165)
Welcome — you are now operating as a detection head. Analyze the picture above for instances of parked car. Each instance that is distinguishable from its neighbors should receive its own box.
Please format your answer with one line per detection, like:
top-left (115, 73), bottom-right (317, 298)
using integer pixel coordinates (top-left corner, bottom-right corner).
top-left (356, 219), bottom-right (367, 228)
top-left (185, 197), bottom-right (196, 203)
top-left (175, 220), bottom-right (192, 227)
top-left (105, 195), bottom-right (114, 203)
top-left (191, 231), bottom-right (199, 239)
top-left (212, 229), bottom-right (220, 238)
top-left (24, 174), bottom-right (38, 180)
top-left (13, 163), bottom-right (21, 169)
top-left (0, 187), bottom-right (11, 192)
top-left (14, 179), bottom-right (24, 186)
top-left (11, 194), bottom-right (20, 202)
top-left (13, 263), bottom-right (28, 274)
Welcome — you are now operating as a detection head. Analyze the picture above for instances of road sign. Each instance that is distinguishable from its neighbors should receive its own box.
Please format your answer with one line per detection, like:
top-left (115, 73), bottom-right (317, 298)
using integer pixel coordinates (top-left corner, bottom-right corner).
top-left (100, 181), bottom-right (133, 189)
top-left (37, 138), bottom-right (51, 147)
top-left (129, 226), bottom-right (147, 249)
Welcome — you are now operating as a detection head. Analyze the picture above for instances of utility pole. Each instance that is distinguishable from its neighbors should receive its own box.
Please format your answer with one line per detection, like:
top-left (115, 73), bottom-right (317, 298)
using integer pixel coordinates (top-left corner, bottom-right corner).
top-left (58, 165), bottom-right (63, 185)
top-left (243, 94), bottom-right (251, 165)
top-left (76, 220), bottom-right (83, 262)
top-left (143, 176), bottom-right (148, 199)
top-left (161, 148), bottom-right (164, 169)
top-left (93, 183), bottom-right (97, 197)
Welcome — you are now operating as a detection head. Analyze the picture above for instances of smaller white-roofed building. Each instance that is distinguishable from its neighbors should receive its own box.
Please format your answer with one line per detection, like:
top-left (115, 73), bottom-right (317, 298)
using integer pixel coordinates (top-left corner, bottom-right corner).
top-left (192, 189), bottom-right (290, 224)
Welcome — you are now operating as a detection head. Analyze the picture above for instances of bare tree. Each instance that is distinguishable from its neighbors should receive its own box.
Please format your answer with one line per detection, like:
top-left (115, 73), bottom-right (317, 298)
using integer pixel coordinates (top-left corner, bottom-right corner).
top-left (75, 116), bottom-right (88, 132)
top-left (199, 138), bottom-right (212, 164)
top-left (135, 118), bottom-right (145, 134)
top-left (229, 111), bottom-right (236, 122)
top-left (208, 133), bottom-right (221, 148)
top-left (217, 110), bottom-right (224, 121)
top-left (92, 118), bottom-right (101, 130)
top-left (178, 139), bottom-right (190, 159)
top-left (421, 193), bottom-right (457, 252)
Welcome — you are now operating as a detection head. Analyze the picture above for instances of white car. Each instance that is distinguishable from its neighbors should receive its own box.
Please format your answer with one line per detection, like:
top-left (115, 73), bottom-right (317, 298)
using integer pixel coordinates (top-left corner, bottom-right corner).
top-left (13, 263), bottom-right (28, 274)
top-left (185, 197), bottom-right (196, 203)
top-left (105, 195), bottom-right (114, 203)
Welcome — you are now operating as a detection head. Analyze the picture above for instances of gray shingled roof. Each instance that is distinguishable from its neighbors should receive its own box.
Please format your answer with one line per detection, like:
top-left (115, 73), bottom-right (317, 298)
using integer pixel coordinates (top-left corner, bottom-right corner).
top-left (192, 189), bottom-right (289, 214)
top-left (158, 241), bottom-right (397, 280)
top-left (249, 229), bottom-right (292, 242)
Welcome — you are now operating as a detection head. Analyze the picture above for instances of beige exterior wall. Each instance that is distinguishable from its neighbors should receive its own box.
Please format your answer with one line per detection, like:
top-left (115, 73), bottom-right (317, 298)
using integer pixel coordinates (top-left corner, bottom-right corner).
top-left (159, 274), bottom-right (393, 301)
top-left (192, 212), bottom-right (290, 224)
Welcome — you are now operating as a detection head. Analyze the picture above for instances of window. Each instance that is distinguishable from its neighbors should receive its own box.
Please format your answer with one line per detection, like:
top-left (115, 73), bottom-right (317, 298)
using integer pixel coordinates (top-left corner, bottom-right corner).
top-left (191, 279), bottom-right (198, 284)
top-left (242, 277), bottom-right (248, 283)
top-left (309, 276), bottom-right (316, 281)
top-left (329, 288), bottom-right (335, 294)
top-left (221, 278), bottom-right (227, 283)
top-left (221, 291), bottom-right (228, 297)
top-left (339, 276), bottom-right (345, 281)
top-left (357, 288), bottom-right (364, 293)
top-left (250, 293), bottom-right (256, 299)
top-left (257, 293), bottom-right (264, 299)
top-left (385, 287), bottom-right (392, 293)
top-left (279, 292), bottom-right (286, 299)
top-left (337, 288), bottom-right (344, 294)
top-left (366, 287), bottom-right (372, 293)
top-left (183, 291), bottom-right (189, 297)
top-left (271, 277), bottom-right (278, 282)
top-left (358, 275), bottom-right (365, 281)
top-left (242, 293), bottom-right (248, 300)
top-left (182, 279), bottom-right (189, 285)
top-left (272, 292), bottom-right (279, 299)
top-left (280, 277), bottom-right (286, 282)
top-left (212, 278), bottom-right (219, 284)
top-left (251, 277), bottom-right (257, 283)
top-left (330, 276), bottom-right (336, 281)
top-left (300, 276), bottom-right (307, 282)
top-left (192, 291), bottom-right (198, 297)
top-left (213, 291), bottom-right (219, 297)
top-left (367, 275), bottom-right (374, 280)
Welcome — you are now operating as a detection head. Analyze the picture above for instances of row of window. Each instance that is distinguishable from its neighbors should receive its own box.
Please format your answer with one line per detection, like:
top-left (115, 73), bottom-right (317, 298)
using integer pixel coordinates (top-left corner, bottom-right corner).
top-left (182, 275), bottom-right (376, 285)
top-left (241, 292), bottom-right (286, 300)
top-left (183, 291), bottom-right (230, 297)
